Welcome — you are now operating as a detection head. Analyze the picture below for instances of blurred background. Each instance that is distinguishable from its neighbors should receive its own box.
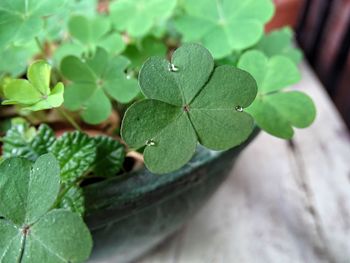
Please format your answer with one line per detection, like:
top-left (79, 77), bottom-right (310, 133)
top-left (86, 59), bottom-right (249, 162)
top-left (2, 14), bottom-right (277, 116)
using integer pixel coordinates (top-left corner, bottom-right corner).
top-left (269, 0), bottom-right (350, 130)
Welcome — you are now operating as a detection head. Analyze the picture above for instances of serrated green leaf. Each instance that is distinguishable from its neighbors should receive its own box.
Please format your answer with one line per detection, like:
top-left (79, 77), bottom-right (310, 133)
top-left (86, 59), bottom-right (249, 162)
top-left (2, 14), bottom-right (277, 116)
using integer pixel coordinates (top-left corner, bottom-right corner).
top-left (0, 154), bottom-right (92, 262)
top-left (174, 0), bottom-right (275, 58)
top-left (255, 27), bottom-right (303, 64)
top-left (122, 44), bottom-right (257, 173)
top-left (50, 131), bottom-right (96, 183)
top-left (110, 0), bottom-right (177, 38)
top-left (93, 136), bottom-right (125, 177)
top-left (61, 48), bottom-right (139, 124)
top-left (2, 60), bottom-right (64, 111)
top-left (0, 0), bottom-right (67, 49)
top-left (238, 50), bottom-right (316, 139)
top-left (2, 123), bottom-right (56, 161)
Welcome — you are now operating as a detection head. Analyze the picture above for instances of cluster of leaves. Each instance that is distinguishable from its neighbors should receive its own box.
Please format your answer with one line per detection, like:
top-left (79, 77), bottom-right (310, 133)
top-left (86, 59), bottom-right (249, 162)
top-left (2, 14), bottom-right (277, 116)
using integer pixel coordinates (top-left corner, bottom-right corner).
top-left (2, 120), bottom-right (126, 214)
top-left (0, 0), bottom-right (318, 261)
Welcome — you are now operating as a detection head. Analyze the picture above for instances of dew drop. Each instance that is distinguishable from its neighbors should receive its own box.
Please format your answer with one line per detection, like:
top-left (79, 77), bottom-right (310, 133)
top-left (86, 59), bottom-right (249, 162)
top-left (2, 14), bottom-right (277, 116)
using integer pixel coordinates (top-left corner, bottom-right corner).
top-left (235, 106), bottom-right (243, 112)
top-left (145, 139), bottom-right (156, 146)
top-left (168, 63), bottom-right (179, 72)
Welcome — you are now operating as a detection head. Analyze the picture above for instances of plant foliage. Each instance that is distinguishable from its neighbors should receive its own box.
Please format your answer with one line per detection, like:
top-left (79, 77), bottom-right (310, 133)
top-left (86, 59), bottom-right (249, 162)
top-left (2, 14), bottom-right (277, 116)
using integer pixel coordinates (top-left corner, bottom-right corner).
top-left (0, 154), bottom-right (92, 262)
top-left (2, 60), bottom-right (64, 111)
top-left (238, 50), bottom-right (316, 139)
top-left (61, 47), bottom-right (139, 124)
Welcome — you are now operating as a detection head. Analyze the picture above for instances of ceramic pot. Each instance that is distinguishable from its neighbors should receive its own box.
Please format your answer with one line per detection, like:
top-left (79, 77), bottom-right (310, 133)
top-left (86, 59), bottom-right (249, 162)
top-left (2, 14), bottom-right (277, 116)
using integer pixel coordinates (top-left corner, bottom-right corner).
top-left (84, 129), bottom-right (259, 263)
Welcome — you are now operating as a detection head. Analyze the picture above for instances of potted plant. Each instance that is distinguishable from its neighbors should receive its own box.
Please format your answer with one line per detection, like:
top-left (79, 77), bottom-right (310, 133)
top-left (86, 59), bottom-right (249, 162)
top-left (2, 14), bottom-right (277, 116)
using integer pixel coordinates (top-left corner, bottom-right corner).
top-left (0, 0), bottom-right (316, 262)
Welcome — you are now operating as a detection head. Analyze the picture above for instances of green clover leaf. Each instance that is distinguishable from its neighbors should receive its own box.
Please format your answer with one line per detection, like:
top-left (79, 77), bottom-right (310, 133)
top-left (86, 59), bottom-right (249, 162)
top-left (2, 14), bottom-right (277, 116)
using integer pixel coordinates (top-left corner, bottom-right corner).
top-left (0, 154), bottom-right (92, 262)
top-left (53, 14), bottom-right (126, 66)
top-left (61, 47), bottom-right (140, 124)
top-left (174, 0), bottom-right (274, 59)
top-left (68, 15), bottom-right (126, 55)
top-left (2, 60), bottom-right (64, 111)
top-left (238, 50), bottom-right (316, 139)
top-left (0, 0), bottom-right (67, 48)
top-left (121, 43), bottom-right (257, 173)
top-left (110, 0), bottom-right (177, 38)
top-left (255, 27), bottom-right (303, 64)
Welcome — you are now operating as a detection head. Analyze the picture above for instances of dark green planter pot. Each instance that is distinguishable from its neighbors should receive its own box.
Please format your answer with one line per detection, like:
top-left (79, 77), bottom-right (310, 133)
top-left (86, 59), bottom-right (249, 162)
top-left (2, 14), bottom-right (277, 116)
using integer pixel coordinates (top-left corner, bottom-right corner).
top-left (84, 130), bottom-right (259, 263)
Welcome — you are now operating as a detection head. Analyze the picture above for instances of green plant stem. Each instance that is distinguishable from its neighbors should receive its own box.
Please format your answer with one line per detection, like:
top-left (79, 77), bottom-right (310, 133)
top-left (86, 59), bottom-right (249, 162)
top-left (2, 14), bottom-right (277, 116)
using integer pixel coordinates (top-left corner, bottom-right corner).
top-left (56, 108), bottom-right (82, 131)
top-left (53, 170), bottom-right (91, 208)
top-left (35, 36), bottom-right (45, 54)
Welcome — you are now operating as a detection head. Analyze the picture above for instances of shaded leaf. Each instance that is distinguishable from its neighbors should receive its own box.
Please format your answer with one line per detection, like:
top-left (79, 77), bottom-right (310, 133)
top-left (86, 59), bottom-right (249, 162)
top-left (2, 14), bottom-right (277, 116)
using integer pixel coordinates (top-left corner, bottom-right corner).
top-left (93, 136), bottom-right (126, 177)
top-left (123, 37), bottom-right (167, 71)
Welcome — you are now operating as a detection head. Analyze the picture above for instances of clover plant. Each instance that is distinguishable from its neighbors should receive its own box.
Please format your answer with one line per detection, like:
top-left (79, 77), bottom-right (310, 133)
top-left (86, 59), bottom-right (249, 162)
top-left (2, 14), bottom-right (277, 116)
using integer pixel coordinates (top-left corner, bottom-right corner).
top-left (61, 47), bottom-right (139, 124)
top-left (121, 44), bottom-right (257, 173)
top-left (0, 0), bottom-right (317, 261)
top-left (0, 154), bottom-right (92, 262)
top-left (2, 61), bottom-right (64, 111)
top-left (238, 50), bottom-right (316, 139)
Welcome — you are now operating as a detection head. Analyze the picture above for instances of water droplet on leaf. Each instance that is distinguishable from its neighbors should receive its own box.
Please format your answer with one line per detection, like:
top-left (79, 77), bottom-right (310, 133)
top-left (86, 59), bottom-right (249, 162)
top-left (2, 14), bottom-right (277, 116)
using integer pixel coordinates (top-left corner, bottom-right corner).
top-left (145, 139), bottom-right (156, 146)
top-left (168, 63), bottom-right (179, 72)
top-left (235, 106), bottom-right (243, 112)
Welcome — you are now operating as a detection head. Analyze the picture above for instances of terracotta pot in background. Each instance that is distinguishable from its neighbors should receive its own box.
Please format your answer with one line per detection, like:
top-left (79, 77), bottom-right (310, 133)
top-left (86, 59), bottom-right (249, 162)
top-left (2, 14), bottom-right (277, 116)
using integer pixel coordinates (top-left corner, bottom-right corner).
top-left (266, 0), bottom-right (305, 32)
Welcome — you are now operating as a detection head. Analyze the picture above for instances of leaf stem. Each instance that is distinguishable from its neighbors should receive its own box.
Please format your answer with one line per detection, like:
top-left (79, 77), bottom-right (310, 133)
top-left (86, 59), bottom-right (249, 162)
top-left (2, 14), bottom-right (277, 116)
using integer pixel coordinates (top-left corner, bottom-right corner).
top-left (56, 108), bottom-right (82, 131)
top-left (35, 36), bottom-right (45, 55)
